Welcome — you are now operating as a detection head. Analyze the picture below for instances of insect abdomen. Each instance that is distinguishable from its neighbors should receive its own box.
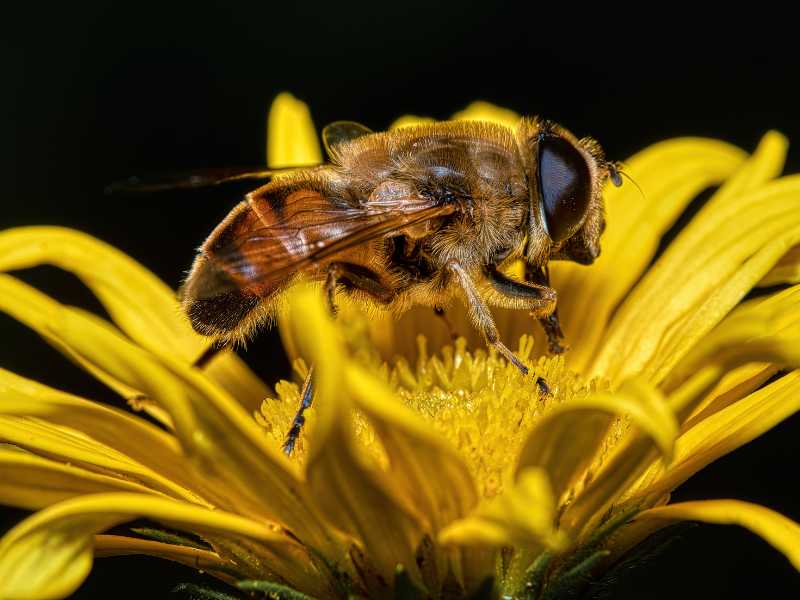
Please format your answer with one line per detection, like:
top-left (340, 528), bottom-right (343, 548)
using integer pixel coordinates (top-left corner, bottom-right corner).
top-left (181, 200), bottom-right (280, 340)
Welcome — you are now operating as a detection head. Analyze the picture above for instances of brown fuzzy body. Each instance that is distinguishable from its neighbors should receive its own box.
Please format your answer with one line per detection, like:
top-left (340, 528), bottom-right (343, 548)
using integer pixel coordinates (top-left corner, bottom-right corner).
top-left (182, 119), bottom-right (612, 347)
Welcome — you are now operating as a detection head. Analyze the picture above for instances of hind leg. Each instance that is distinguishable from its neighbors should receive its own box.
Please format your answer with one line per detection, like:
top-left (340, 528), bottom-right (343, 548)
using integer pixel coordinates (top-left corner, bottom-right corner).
top-left (282, 263), bottom-right (395, 455)
top-left (282, 366), bottom-right (314, 455)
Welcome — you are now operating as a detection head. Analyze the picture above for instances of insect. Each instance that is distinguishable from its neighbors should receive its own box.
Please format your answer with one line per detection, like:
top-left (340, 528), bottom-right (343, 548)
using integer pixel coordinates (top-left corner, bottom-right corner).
top-left (123, 116), bottom-right (621, 453)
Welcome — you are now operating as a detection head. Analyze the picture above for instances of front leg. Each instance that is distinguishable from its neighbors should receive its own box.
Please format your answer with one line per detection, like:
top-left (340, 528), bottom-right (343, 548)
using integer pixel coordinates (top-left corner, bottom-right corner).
top-left (525, 264), bottom-right (568, 354)
top-left (447, 261), bottom-right (533, 375)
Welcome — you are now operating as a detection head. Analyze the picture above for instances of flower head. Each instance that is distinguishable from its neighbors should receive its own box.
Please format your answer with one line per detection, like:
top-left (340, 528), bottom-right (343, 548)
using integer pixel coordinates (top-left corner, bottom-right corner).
top-left (1, 93), bottom-right (800, 599)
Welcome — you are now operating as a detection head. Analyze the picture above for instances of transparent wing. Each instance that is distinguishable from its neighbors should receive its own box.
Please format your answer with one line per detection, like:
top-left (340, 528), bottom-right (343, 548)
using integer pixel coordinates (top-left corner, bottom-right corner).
top-left (104, 166), bottom-right (308, 193)
top-left (322, 121), bottom-right (373, 159)
top-left (191, 177), bottom-right (455, 299)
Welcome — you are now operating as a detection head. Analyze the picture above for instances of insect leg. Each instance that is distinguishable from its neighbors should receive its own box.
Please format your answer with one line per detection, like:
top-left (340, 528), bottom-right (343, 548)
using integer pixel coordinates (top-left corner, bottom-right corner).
top-left (447, 261), bottom-right (530, 375)
top-left (325, 262), bottom-right (396, 315)
top-left (483, 266), bottom-right (560, 392)
top-left (325, 264), bottom-right (342, 316)
top-left (525, 264), bottom-right (568, 354)
top-left (281, 365), bottom-right (314, 455)
top-left (192, 342), bottom-right (229, 369)
top-left (283, 262), bottom-right (395, 455)
top-left (433, 306), bottom-right (459, 340)
top-left (485, 265), bottom-right (558, 313)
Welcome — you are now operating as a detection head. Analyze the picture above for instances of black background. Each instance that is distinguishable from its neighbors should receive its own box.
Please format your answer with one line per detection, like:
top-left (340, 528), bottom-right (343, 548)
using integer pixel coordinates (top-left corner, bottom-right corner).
top-left (2, 2), bottom-right (800, 598)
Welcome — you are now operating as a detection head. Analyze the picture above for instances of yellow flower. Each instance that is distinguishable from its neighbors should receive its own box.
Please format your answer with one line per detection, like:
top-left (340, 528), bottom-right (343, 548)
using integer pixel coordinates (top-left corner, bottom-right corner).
top-left (1, 92), bottom-right (800, 599)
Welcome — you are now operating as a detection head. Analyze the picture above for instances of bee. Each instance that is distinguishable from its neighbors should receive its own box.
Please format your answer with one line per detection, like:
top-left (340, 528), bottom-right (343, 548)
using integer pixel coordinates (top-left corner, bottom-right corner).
top-left (182, 119), bottom-right (618, 360)
top-left (117, 116), bottom-right (621, 452)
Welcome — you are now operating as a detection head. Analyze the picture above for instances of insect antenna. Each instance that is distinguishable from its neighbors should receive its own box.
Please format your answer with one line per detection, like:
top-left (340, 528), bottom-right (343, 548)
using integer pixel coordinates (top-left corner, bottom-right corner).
top-left (608, 161), bottom-right (647, 202)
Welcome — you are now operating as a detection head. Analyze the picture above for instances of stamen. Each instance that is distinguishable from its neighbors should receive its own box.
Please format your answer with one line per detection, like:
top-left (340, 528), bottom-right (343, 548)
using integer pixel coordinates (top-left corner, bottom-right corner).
top-left (257, 335), bottom-right (602, 498)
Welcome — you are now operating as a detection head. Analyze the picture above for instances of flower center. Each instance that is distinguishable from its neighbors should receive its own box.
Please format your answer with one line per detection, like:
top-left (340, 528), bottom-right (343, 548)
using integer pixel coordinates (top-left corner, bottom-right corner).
top-left (256, 334), bottom-right (602, 499)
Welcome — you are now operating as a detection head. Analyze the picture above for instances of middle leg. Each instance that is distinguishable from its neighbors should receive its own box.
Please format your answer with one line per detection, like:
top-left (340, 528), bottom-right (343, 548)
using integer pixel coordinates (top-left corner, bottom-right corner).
top-left (483, 264), bottom-right (557, 393)
top-left (447, 261), bottom-right (555, 375)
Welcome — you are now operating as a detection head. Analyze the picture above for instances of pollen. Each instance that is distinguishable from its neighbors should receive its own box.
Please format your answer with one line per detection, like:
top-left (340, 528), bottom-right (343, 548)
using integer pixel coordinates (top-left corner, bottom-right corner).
top-left (257, 333), bottom-right (604, 498)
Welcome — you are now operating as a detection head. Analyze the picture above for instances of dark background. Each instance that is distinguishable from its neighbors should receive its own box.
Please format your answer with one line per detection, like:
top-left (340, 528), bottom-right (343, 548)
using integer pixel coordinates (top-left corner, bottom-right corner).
top-left (2, 2), bottom-right (800, 598)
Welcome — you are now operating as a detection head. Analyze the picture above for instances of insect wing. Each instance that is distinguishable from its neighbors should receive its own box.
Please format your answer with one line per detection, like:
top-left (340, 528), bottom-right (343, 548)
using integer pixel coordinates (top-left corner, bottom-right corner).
top-left (105, 166), bottom-right (305, 193)
top-left (322, 121), bottom-right (373, 159)
top-left (197, 185), bottom-right (454, 299)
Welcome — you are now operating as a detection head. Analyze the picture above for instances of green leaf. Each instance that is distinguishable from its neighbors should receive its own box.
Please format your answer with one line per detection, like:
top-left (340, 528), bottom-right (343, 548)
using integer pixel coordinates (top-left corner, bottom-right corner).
top-left (521, 552), bottom-right (552, 600)
top-left (174, 583), bottom-right (243, 600)
top-left (237, 580), bottom-right (317, 599)
top-left (540, 550), bottom-right (610, 600)
top-left (393, 564), bottom-right (426, 600)
top-left (132, 527), bottom-right (210, 550)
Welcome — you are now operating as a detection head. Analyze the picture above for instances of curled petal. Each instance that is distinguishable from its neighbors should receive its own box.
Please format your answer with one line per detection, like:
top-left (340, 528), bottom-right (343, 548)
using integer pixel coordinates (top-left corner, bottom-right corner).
top-left (0, 227), bottom-right (197, 359)
top-left (0, 368), bottom-right (206, 504)
top-left (555, 136), bottom-right (755, 372)
top-left (558, 380), bottom-right (677, 536)
top-left (633, 500), bottom-right (800, 570)
top-left (267, 92), bottom-right (322, 167)
top-left (592, 137), bottom-right (800, 385)
top-left (0, 448), bottom-right (158, 508)
top-left (681, 362), bottom-right (777, 431)
top-left (0, 493), bottom-right (288, 600)
top-left (0, 227), bottom-right (267, 410)
top-left (287, 288), bottom-right (425, 588)
top-left (760, 243), bottom-right (800, 286)
top-left (0, 276), bottom-right (337, 552)
top-left (663, 284), bottom-right (800, 421)
top-left (515, 380), bottom-right (677, 503)
top-left (627, 370), bottom-right (800, 502)
top-left (439, 468), bottom-right (566, 551)
top-left (0, 416), bottom-right (202, 503)
top-left (346, 361), bottom-right (479, 529)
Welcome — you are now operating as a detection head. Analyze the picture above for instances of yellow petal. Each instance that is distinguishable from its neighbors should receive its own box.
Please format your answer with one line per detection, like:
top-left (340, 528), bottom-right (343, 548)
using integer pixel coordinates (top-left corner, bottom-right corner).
top-left (515, 380), bottom-right (677, 503)
top-left (0, 492), bottom-right (287, 600)
top-left (346, 361), bottom-right (479, 529)
top-left (450, 101), bottom-right (520, 127)
top-left (680, 363), bottom-right (777, 431)
top-left (662, 284), bottom-right (800, 422)
top-left (558, 379), bottom-right (677, 536)
top-left (93, 535), bottom-right (233, 579)
top-left (634, 500), bottom-right (800, 570)
top-left (0, 448), bottom-right (159, 509)
top-left (0, 226), bottom-right (268, 411)
top-left (628, 370), bottom-right (800, 502)
top-left (760, 243), bottom-right (800, 286)
top-left (0, 416), bottom-right (201, 504)
top-left (0, 368), bottom-right (207, 504)
top-left (591, 136), bottom-right (798, 384)
top-left (0, 227), bottom-right (196, 357)
top-left (287, 287), bottom-right (425, 588)
top-left (2, 273), bottom-right (180, 430)
top-left (0, 276), bottom-right (335, 551)
top-left (390, 115), bottom-right (435, 129)
top-left (554, 136), bottom-right (753, 372)
top-left (345, 361), bottom-right (484, 594)
top-left (439, 468), bottom-right (566, 550)
top-left (267, 92), bottom-right (322, 167)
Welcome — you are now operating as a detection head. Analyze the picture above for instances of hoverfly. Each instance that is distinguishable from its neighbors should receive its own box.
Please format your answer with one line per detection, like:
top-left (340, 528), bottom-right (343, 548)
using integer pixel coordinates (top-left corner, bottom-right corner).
top-left (116, 116), bottom-right (621, 453)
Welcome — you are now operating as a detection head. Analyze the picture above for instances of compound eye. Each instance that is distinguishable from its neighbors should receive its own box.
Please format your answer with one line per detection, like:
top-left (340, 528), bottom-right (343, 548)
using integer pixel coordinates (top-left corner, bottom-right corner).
top-left (537, 135), bottom-right (592, 243)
